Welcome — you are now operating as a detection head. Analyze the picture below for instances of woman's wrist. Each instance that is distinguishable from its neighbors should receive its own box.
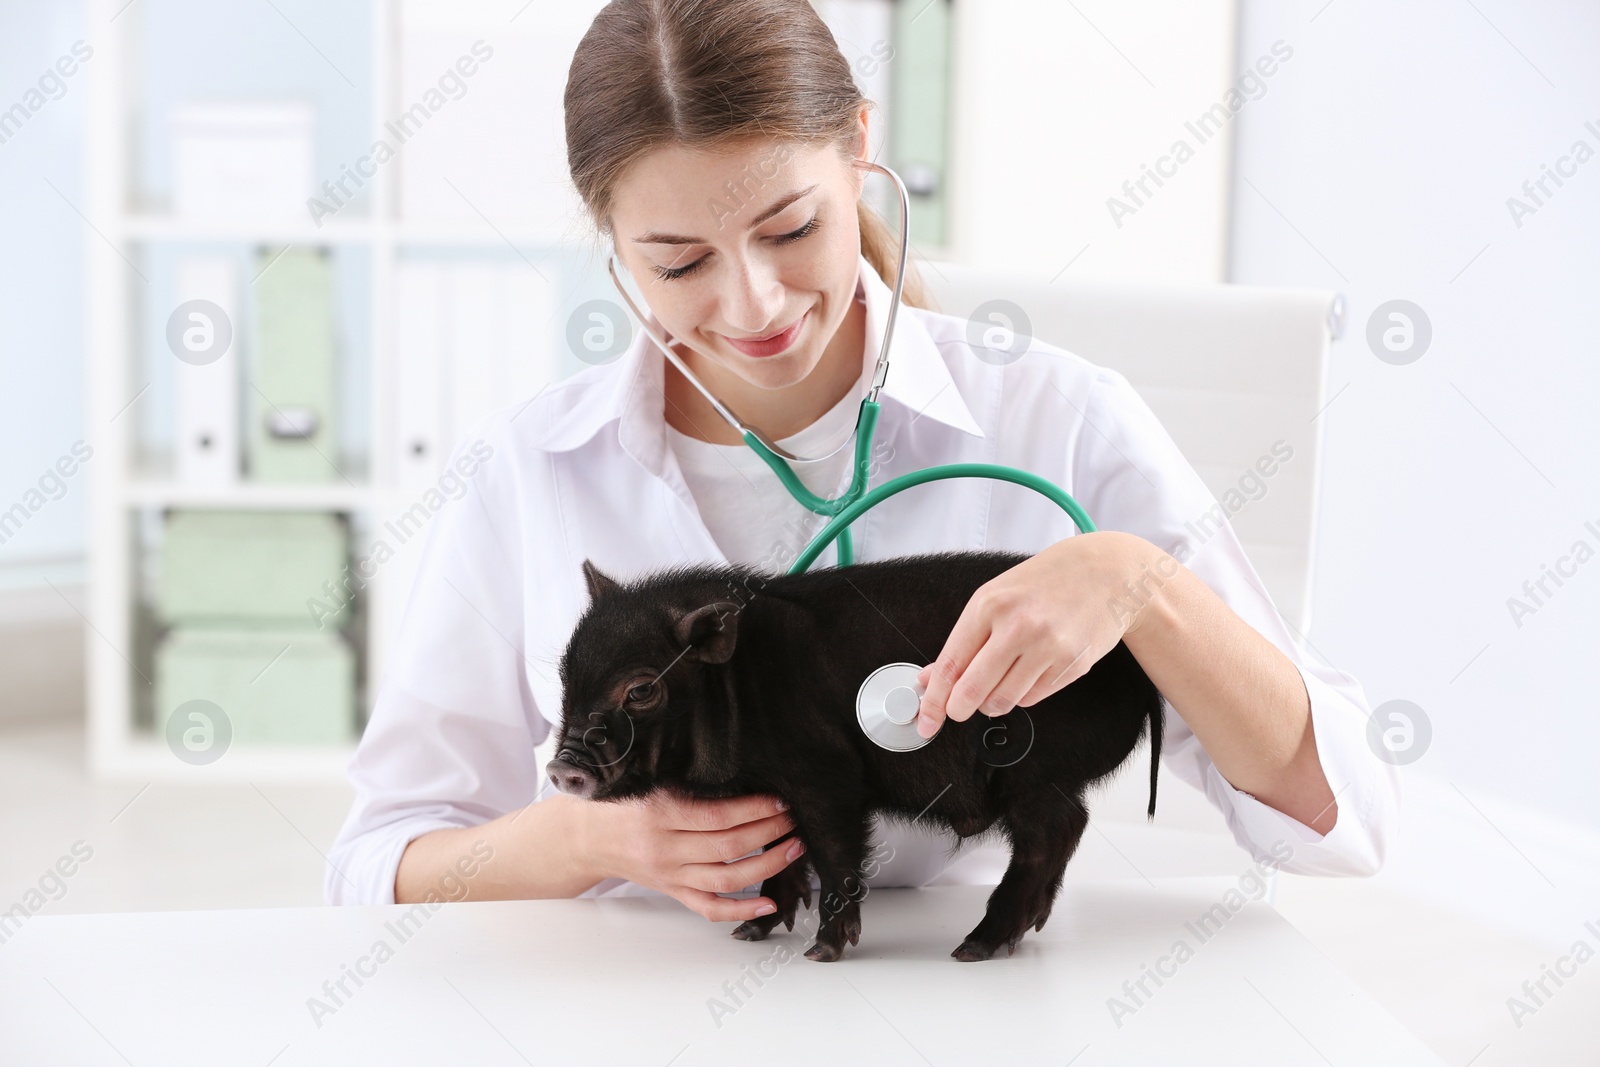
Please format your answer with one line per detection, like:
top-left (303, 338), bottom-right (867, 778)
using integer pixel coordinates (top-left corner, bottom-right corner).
top-left (562, 792), bottom-right (613, 888)
top-left (1111, 536), bottom-right (1337, 833)
top-left (395, 794), bottom-right (610, 903)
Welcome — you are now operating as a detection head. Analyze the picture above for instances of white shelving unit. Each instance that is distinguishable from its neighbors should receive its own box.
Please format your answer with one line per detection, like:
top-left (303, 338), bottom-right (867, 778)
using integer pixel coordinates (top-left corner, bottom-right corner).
top-left (81, 0), bottom-right (481, 782)
top-left (82, 0), bottom-right (940, 783)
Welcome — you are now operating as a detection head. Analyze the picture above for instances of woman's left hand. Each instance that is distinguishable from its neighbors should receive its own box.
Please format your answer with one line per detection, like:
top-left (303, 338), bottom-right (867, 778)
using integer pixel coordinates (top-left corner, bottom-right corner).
top-left (914, 531), bottom-right (1158, 737)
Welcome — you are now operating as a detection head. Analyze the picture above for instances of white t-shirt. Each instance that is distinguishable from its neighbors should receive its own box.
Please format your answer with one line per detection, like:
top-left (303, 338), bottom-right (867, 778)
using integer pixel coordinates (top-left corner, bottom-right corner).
top-left (664, 350), bottom-right (873, 570)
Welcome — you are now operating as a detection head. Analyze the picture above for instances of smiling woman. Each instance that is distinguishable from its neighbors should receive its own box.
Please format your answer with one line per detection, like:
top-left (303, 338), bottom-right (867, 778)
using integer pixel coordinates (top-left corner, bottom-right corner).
top-left (328, 0), bottom-right (1399, 927)
top-left (564, 0), bottom-right (922, 445)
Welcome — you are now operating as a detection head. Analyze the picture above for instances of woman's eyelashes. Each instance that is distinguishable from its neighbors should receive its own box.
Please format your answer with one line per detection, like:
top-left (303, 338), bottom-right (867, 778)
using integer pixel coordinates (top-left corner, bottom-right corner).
top-left (650, 215), bottom-right (822, 282)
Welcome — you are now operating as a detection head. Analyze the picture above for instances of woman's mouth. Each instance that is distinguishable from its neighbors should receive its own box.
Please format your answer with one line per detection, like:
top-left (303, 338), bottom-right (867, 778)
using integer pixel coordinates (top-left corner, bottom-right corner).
top-left (725, 310), bottom-right (809, 358)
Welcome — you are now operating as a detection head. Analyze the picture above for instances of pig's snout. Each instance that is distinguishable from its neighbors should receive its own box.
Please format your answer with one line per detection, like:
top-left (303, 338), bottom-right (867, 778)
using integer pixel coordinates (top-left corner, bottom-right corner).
top-left (546, 755), bottom-right (597, 798)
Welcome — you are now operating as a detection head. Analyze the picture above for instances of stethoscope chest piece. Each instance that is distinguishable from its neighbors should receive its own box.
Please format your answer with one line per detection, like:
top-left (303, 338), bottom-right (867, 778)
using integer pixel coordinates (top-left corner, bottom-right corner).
top-left (856, 662), bottom-right (934, 752)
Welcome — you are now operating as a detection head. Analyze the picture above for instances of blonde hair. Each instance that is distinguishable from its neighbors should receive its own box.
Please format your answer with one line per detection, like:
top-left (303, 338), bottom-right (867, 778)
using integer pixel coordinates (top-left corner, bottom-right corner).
top-left (563, 0), bottom-right (930, 309)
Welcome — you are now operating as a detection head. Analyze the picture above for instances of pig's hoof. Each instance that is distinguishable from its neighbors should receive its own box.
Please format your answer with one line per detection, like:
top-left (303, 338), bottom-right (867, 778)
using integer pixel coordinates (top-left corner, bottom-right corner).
top-left (730, 920), bottom-right (771, 941)
top-left (951, 940), bottom-right (991, 962)
top-left (951, 936), bottom-right (1008, 962)
top-left (804, 940), bottom-right (843, 962)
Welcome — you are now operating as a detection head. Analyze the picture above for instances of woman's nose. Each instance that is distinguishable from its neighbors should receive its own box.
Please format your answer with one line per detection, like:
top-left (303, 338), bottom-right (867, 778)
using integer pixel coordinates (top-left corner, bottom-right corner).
top-left (721, 259), bottom-right (786, 336)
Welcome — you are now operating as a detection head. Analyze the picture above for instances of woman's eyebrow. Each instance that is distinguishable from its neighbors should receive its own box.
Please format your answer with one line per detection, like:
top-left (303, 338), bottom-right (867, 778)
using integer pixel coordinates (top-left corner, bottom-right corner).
top-left (632, 184), bottom-right (819, 245)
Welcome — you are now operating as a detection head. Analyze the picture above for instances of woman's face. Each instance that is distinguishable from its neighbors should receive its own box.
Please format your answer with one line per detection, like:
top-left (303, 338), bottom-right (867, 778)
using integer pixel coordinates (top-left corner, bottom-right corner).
top-left (608, 132), bottom-right (867, 392)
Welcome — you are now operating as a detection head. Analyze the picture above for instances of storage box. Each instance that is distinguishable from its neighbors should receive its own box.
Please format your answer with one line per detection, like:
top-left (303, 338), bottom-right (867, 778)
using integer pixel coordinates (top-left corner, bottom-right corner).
top-left (171, 100), bottom-right (315, 223)
top-left (155, 627), bottom-right (355, 746)
top-left (159, 510), bottom-right (350, 629)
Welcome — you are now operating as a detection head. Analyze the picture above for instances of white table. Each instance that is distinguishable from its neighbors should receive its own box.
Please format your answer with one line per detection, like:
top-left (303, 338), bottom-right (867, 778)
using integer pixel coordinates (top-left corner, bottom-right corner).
top-left (0, 879), bottom-right (1441, 1066)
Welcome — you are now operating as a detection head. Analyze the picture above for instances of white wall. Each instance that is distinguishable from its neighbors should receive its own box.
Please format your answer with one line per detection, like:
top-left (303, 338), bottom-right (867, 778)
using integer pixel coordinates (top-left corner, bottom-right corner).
top-left (0, 1), bottom-right (89, 585)
top-left (1231, 0), bottom-right (1600, 839)
top-left (950, 0), bottom-right (1239, 281)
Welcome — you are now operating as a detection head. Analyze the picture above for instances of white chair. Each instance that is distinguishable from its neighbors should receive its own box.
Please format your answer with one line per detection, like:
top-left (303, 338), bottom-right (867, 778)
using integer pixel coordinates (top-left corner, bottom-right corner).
top-left (920, 263), bottom-right (1344, 637)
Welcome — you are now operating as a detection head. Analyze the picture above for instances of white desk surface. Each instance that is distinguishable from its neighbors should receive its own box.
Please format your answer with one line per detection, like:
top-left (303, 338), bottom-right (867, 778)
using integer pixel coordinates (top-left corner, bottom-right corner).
top-left (0, 878), bottom-right (1441, 1066)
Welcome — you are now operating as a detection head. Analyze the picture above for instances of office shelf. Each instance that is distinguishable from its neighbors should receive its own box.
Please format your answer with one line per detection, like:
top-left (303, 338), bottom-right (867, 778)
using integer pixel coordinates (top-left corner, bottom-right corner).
top-left (124, 482), bottom-right (377, 512)
top-left (83, 0), bottom-right (408, 783)
top-left (122, 215), bottom-right (379, 245)
top-left (82, 0), bottom-right (939, 783)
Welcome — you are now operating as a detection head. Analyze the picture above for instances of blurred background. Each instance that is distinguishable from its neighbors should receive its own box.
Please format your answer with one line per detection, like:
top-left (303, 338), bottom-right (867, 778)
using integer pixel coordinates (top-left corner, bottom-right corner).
top-left (1, 1), bottom-right (1596, 1061)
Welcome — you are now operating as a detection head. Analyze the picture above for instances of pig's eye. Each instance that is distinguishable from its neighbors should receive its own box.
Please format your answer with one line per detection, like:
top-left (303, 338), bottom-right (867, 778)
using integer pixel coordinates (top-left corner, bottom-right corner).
top-left (625, 681), bottom-right (656, 706)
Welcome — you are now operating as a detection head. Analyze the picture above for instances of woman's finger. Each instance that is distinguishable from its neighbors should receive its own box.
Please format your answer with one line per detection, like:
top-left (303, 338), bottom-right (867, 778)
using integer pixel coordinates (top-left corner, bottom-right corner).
top-left (672, 885), bottom-right (779, 924)
top-left (982, 647), bottom-right (1051, 715)
top-left (659, 791), bottom-right (783, 833)
top-left (939, 636), bottom-right (1018, 726)
top-left (680, 836), bottom-right (804, 897)
top-left (917, 607), bottom-right (994, 734)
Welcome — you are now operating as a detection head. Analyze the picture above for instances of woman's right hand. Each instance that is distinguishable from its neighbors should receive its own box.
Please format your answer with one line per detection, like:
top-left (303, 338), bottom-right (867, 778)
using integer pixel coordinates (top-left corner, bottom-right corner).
top-left (582, 788), bottom-right (806, 923)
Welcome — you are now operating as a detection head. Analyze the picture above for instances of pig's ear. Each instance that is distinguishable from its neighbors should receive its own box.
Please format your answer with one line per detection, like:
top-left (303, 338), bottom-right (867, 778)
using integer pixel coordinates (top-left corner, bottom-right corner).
top-left (581, 559), bottom-right (622, 604)
top-left (673, 601), bottom-right (741, 664)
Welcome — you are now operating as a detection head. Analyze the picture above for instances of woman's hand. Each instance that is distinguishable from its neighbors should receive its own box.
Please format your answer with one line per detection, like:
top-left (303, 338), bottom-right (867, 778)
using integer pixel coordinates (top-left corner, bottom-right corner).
top-left (915, 531), bottom-right (1155, 737)
top-left (582, 788), bottom-right (806, 924)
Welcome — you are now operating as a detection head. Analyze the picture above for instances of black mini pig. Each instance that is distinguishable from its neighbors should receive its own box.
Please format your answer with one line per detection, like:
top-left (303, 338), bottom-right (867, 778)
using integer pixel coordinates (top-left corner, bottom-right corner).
top-left (547, 550), bottom-right (1164, 962)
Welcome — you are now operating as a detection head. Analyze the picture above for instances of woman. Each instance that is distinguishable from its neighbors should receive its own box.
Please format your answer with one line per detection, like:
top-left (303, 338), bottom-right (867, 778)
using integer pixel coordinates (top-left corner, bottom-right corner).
top-left (327, 0), bottom-right (1398, 919)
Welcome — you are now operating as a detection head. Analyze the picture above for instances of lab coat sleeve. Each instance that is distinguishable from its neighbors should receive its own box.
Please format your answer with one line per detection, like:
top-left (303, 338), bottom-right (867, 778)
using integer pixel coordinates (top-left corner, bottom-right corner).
top-left (1069, 367), bottom-right (1401, 877)
top-left (325, 414), bottom-right (551, 906)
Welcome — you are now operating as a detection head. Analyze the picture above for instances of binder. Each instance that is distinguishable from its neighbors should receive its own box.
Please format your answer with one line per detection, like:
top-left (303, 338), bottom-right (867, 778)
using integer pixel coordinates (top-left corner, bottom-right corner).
top-left (502, 263), bottom-right (557, 408)
top-left (395, 260), bottom-right (448, 494)
top-left (392, 259), bottom-right (560, 491)
top-left (447, 259), bottom-right (502, 447)
top-left (172, 255), bottom-right (240, 486)
top-left (250, 247), bottom-right (339, 483)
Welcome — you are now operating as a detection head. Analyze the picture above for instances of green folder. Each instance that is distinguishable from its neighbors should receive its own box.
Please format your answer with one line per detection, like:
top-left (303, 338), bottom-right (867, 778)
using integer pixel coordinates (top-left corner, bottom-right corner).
top-left (250, 246), bottom-right (340, 483)
top-left (891, 0), bottom-right (951, 248)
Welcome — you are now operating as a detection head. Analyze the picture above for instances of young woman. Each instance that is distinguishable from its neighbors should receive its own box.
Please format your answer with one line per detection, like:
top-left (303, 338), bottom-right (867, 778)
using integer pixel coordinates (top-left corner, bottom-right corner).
top-left (327, 0), bottom-right (1397, 919)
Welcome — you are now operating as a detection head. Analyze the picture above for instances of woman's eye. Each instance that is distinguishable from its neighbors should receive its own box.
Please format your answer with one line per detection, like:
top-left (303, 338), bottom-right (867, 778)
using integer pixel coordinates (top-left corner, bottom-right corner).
top-left (626, 682), bottom-right (655, 704)
top-left (773, 215), bottom-right (820, 245)
top-left (649, 216), bottom-right (820, 282)
top-left (652, 257), bottom-right (707, 282)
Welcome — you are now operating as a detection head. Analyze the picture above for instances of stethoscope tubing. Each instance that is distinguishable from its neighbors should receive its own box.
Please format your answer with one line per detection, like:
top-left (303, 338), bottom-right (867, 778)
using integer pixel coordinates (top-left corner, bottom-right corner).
top-left (606, 159), bottom-right (1098, 572)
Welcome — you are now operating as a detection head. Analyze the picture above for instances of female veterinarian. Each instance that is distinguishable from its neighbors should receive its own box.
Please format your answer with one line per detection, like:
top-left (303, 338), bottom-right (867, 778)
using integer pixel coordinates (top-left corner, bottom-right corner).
top-left (328, 0), bottom-right (1398, 917)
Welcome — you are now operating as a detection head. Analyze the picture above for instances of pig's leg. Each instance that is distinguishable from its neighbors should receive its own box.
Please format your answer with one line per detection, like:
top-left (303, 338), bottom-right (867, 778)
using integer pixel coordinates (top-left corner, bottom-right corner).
top-left (797, 810), bottom-right (873, 962)
top-left (951, 789), bottom-right (1089, 962)
top-left (731, 836), bottom-right (812, 942)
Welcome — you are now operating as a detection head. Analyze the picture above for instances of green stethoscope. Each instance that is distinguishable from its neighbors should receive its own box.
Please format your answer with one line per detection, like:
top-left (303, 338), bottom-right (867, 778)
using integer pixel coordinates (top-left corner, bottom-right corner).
top-left (608, 160), bottom-right (1098, 751)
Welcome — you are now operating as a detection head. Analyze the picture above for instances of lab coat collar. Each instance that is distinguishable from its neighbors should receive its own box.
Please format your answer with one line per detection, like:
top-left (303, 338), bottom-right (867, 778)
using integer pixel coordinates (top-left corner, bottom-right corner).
top-left (527, 253), bottom-right (986, 464)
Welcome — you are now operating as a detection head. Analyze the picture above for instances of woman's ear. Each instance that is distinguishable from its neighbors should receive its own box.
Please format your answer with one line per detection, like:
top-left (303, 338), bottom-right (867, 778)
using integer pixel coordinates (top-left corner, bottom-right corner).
top-left (582, 559), bottom-right (622, 604)
top-left (850, 107), bottom-right (872, 197)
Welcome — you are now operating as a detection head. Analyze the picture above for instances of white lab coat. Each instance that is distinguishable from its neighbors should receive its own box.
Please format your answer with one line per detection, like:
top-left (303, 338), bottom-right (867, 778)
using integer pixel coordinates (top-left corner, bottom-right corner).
top-left (325, 252), bottom-right (1400, 907)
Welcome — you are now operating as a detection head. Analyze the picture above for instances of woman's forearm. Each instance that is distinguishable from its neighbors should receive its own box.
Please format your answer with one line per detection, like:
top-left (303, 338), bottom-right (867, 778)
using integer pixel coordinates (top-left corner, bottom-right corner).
top-left (394, 793), bottom-right (606, 904)
top-left (1117, 534), bottom-right (1339, 835)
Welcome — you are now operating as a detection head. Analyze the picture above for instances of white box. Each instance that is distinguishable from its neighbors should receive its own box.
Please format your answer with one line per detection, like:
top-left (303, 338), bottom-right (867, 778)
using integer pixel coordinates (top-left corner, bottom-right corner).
top-left (171, 100), bottom-right (315, 222)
